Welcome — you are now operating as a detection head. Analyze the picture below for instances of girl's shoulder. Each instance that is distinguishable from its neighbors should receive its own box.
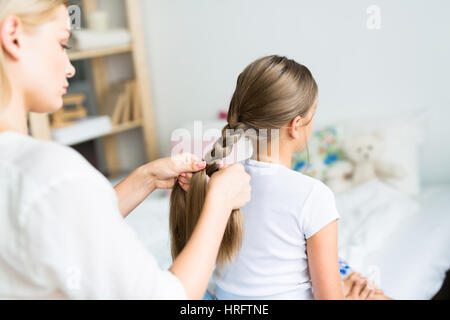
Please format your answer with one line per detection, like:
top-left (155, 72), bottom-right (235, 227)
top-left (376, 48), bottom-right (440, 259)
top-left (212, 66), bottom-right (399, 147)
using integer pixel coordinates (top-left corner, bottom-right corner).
top-left (289, 170), bottom-right (336, 205)
top-left (243, 158), bottom-right (333, 202)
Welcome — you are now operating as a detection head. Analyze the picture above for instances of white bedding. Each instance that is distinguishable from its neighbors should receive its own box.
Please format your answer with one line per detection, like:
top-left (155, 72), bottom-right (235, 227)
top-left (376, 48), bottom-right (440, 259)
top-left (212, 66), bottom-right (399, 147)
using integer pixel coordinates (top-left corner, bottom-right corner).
top-left (336, 179), bottom-right (420, 264)
top-left (369, 183), bottom-right (450, 299)
top-left (124, 182), bottom-right (450, 300)
top-left (336, 180), bottom-right (450, 299)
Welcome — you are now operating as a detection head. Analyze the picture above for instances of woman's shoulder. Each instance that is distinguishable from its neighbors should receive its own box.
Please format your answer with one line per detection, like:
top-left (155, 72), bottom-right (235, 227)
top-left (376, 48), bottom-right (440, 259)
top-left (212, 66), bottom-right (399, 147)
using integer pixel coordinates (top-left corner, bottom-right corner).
top-left (0, 132), bottom-right (101, 184)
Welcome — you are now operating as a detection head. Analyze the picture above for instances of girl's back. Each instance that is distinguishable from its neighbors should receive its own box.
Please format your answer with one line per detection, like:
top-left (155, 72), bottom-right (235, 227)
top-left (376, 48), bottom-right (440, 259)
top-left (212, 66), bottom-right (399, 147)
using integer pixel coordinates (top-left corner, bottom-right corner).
top-left (212, 159), bottom-right (340, 299)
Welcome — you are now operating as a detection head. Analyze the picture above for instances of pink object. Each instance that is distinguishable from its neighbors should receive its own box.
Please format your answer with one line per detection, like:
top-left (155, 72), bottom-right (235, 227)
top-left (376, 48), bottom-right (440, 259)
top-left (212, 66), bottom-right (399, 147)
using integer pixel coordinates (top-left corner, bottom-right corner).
top-left (219, 111), bottom-right (228, 120)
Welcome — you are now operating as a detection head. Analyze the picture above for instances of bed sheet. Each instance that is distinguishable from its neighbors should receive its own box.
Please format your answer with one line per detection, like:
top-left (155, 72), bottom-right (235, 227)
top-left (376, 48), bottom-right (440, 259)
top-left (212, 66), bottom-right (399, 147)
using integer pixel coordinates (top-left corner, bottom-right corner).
top-left (371, 183), bottom-right (450, 299)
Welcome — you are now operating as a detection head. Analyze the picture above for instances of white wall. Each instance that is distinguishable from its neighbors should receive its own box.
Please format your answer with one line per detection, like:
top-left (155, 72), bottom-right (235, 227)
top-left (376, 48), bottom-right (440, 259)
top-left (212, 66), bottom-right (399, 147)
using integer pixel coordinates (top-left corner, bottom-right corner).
top-left (139, 0), bottom-right (450, 183)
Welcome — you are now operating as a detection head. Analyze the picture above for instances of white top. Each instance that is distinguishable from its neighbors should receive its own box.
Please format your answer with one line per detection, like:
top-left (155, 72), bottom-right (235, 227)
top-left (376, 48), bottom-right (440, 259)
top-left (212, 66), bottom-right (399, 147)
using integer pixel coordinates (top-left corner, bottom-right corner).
top-left (0, 132), bottom-right (187, 300)
top-left (213, 159), bottom-right (340, 300)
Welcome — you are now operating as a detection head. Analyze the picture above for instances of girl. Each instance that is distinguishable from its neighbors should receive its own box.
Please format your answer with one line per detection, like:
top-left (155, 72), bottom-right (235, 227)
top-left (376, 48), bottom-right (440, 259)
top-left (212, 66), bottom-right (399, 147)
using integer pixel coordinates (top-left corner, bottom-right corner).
top-left (171, 55), bottom-right (353, 299)
top-left (0, 0), bottom-right (251, 299)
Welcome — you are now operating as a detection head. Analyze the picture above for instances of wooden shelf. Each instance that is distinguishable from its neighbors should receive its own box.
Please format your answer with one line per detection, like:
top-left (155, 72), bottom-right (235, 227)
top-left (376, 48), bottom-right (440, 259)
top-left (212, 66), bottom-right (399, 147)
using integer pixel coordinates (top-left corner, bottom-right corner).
top-left (109, 120), bottom-right (143, 135)
top-left (68, 44), bottom-right (133, 61)
top-left (64, 120), bottom-right (143, 145)
top-left (49, 116), bottom-right (143, 146)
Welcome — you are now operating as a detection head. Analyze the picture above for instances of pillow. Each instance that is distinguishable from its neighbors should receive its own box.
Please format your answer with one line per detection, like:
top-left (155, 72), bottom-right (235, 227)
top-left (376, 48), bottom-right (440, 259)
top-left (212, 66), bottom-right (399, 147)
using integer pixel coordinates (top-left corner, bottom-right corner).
top-left (292, 126), bottom-right (345, 181)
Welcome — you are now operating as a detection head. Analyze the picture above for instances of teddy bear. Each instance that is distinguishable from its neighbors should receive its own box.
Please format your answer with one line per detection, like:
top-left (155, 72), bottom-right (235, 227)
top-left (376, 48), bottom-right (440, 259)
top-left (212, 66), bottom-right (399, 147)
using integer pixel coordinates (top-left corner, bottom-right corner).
top-left (325, 131), bottom-right (405, 194)
top-left (324, 160), bottom-right (355, 194)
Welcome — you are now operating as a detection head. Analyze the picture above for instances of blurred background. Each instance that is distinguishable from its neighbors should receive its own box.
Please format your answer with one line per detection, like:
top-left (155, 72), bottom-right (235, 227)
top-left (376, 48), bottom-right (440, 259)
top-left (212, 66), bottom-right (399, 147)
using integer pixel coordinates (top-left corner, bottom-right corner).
top-left (31, 0), bottom-right (449, 300)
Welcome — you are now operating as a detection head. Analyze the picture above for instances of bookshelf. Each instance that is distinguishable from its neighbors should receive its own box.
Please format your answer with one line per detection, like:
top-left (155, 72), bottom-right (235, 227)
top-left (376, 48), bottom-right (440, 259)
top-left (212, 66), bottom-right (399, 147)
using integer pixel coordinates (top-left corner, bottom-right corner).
top-left (28, 0), bottom-right (159, 176)
top-left (68, 43), bottom-right (133, 61)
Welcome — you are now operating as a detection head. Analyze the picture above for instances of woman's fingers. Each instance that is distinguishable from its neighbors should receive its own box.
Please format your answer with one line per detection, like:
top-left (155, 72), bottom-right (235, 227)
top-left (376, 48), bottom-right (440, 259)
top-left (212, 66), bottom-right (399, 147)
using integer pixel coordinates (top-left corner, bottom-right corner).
top-left (179, 160), bottom-right (225, 183)
top-left (177, 159), bottom-right (228, 193)
top-left (207, 163), bottom-right (251, 211)
top-left (178, 175), bottom-right (191, 186)
top-left (156, 178), bottom-right (176, 190)
top-left (178, 180), bottom-right (189, 192)
top-left (171, 152), bottom-right (206, 174)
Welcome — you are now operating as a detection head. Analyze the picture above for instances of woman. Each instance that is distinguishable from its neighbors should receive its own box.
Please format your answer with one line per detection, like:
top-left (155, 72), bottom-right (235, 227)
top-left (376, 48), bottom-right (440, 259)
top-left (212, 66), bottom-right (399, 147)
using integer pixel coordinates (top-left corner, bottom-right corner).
top-left (0, 0), bottom-right (251, 299)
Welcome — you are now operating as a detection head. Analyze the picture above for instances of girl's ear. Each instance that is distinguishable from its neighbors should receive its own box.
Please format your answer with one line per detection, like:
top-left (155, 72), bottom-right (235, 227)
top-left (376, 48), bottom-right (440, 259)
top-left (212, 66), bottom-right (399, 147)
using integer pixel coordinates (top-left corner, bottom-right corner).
top-left (288, 116), bottom-right (303, 139)
top-left (1, 15), bottom-right (23, 60)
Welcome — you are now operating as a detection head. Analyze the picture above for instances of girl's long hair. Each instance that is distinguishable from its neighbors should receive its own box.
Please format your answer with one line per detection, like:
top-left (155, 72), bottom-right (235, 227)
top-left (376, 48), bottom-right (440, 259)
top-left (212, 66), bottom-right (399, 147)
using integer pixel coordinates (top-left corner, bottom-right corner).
top-left (170, 55), bottom-right (318, 267)
top-left (170, 161), bottom-right (244, 267)
top-left (0, 0), bottom-right (67, 109)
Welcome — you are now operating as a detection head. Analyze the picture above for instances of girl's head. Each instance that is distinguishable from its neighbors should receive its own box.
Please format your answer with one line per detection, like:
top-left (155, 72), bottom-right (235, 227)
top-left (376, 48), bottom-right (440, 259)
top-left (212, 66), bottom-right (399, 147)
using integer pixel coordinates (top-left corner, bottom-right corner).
top-left (170, 55), bottom-right (318, 266)
top-left (226, 55), bottom-right (318, 156)
top-left (0, 0), bottom-right (75, 113)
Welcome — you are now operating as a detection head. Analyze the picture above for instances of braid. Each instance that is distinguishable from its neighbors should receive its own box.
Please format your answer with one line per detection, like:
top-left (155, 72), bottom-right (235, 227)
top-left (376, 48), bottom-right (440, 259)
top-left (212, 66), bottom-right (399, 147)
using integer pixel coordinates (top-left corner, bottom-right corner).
top-left (204, 122), bottom-right (248, 165)
top-left (170, 121), bottom-right (246, 267)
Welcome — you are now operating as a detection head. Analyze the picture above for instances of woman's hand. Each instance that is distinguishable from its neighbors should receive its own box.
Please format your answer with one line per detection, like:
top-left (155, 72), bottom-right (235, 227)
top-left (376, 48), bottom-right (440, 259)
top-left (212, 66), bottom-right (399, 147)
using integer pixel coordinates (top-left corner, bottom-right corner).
top-left (177, 161), bottom-right (225, 192)
top-left (114, 153), bottom-right (208, 218)
top-left (144, 153), bottom-right (208, 190)
top-left (177, 162), bottom-right (251, 211)
top-left (206, 163), bottom-right (251, 212)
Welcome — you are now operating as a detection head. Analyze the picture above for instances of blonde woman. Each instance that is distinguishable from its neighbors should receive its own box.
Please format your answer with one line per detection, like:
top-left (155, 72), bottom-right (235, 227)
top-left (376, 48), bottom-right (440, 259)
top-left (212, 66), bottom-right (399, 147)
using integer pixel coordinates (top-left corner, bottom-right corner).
top-left (0, 0), bottom-right (251, 299)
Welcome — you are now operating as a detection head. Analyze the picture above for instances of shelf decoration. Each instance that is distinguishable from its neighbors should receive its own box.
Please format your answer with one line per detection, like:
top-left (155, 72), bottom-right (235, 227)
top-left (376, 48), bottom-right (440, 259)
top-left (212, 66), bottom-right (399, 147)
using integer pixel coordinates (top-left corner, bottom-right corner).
top-left (86, 10), bottom-right (109, 31)
top-left (51, 93), bottom-right (88, 129)
top-left (70, 28), bottom-right (131, 51)
top-left (102, 79), bottom-right (142, 126)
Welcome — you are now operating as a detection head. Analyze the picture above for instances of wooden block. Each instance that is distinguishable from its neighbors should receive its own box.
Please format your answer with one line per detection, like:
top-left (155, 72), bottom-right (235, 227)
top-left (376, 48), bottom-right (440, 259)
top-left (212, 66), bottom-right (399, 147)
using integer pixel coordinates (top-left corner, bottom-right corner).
top-left (51, 93), bottom-right (88, 129)
top-left (121, 81), bottom-right (132, 123)
top-left (111, 92), bottom-right (126, 126)
top-left (101, 81), bottom-right (129, 126)
top-left (63, 93), bottom-right (85, 106)
top-left (29, 113), bottom-right (52, 140)
top-left (131, 80), bottom-right (142, 121)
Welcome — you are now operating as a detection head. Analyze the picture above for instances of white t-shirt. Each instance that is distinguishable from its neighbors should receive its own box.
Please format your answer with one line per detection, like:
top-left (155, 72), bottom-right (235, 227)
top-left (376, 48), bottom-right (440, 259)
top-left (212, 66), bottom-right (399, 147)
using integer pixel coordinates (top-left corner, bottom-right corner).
top-left (0, 132), bottom-right (187, 300)
top-left (213, 159), bottom-right (340, 300)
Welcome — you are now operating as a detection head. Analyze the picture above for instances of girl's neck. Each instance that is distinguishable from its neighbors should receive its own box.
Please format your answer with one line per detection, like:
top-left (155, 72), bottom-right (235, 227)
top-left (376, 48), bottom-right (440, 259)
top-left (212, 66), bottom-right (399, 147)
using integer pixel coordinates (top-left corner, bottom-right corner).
top-left (250, 141), bottom-right (293, 169)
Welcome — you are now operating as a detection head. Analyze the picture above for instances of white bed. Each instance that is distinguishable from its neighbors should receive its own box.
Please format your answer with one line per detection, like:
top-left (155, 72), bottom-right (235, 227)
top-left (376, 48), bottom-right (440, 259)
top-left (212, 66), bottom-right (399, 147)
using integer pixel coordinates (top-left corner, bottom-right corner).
top-left (370, 183), bottom-right (450, 299)
top-left (123, 182), bottom-right (450, 300)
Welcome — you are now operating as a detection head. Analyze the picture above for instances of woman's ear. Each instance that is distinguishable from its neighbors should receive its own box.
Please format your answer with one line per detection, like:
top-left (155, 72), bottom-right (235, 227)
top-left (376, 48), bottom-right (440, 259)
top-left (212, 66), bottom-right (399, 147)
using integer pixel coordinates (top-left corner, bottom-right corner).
top-left (1, 15), bottom-right (23, 60)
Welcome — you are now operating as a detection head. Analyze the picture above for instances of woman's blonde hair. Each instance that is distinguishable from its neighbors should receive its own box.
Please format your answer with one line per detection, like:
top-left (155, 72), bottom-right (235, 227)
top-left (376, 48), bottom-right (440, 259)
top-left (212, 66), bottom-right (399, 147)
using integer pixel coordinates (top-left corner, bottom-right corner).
top-left (170, 55), bottom-right (318, 267)
top-left (0, 0), bottom-right (67, 108)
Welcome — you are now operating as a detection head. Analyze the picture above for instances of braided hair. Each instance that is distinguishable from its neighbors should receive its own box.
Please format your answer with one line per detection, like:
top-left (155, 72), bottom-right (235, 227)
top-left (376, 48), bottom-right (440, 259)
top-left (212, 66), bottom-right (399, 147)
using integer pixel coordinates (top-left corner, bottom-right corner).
top-left (170, 123), bottom-right (246, 267)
